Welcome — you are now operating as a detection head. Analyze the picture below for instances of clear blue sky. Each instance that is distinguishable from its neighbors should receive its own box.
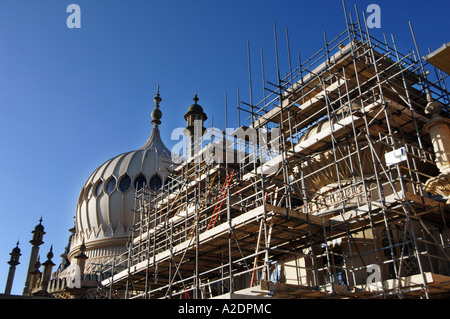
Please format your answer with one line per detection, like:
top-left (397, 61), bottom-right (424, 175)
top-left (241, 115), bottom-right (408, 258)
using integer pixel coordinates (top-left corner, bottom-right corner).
top-left (0, 0), bottom-right (448, 296)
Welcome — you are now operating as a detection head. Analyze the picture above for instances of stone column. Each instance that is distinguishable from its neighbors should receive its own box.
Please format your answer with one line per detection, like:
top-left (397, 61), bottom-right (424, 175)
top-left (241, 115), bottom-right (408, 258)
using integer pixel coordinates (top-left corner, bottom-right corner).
top-left (423, 93), bottom-right (450, 202)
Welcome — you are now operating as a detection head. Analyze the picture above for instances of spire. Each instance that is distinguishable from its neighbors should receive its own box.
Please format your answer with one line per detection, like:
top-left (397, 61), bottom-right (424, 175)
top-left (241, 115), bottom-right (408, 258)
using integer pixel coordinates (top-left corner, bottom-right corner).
top-left (38, 246), bottom-right (55, 294)
top-left (151, 85), bottom-right (163, 126)
top-left (139, 86), bottom-right (171, 154)
top-left (193, 91), bottom-right (199, 104)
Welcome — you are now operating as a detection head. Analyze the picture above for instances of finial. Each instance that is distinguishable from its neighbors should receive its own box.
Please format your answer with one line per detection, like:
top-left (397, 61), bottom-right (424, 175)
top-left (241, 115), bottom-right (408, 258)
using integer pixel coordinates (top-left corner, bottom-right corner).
top-left (153, 85), bottom-right (161, 106)
top-left (46, 246), bottom-right (54, 261)
top-left (151, 85), bottom-right (162, 126)
top-left (80, 238), bottom-right (86, 252)
top-left (193, 91), bottom-right (199, 104)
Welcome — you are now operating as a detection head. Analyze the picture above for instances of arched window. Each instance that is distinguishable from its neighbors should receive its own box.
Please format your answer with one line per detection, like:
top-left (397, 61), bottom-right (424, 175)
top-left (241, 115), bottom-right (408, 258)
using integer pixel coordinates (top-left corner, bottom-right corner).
top-left (119, 175), bottom-right (131, 193)
top-left (95, 181), bottom-right (104, 197)
top-left (106, 178), bottom-right (116, 195)
top-left (134, 174), bottom-right (147, 191)
top-left (86, 184), bottom-right (93, 199)
top-left (149, 175), bottom-right (162, 191)
top-left (79, 188), bottom-right (85, 203)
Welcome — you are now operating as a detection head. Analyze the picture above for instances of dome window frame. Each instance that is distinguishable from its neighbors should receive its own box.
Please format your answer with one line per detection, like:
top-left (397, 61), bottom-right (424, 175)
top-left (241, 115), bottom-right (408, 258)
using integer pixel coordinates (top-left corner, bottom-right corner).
top-left (118, 174), bottom-right (132, 193)
top-left (86, 184), bottom-right (93, 200)
top-left (149, 174), bottom-right (163, 191)
top-left (106, 177), bottom-right (117, 195)
top-left (94, 180), bottom-right (104, 197)
top-left (134, 173), bottom-right (147, 191)
top-left (78, 187), bottom-right (85, 204)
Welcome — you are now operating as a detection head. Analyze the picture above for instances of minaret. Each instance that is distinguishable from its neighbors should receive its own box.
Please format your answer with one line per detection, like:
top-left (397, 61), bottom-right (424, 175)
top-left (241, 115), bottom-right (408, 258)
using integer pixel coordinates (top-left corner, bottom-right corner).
top-left (4, 241), bottom-right (21, 295)
top-left (184, 93), bottom-right (207, 158)
top-left (29, 257), bottom-right (41, 294)
top-left (23, 218), bottom-right (45, 296)
top-left (73, 240), bottom-right (88, 286)
top-left (38, 246), bottom-right (55, 293)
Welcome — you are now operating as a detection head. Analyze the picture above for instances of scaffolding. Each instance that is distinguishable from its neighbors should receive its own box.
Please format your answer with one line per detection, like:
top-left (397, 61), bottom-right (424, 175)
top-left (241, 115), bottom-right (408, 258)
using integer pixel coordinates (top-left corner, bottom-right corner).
top-left (99, 3), bottom-right (450, 299)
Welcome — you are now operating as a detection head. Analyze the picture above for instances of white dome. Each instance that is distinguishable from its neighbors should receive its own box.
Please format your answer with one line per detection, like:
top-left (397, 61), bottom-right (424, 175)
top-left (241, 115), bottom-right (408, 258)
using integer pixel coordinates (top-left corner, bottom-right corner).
top-left (67, 90), bottom-right (172, 262)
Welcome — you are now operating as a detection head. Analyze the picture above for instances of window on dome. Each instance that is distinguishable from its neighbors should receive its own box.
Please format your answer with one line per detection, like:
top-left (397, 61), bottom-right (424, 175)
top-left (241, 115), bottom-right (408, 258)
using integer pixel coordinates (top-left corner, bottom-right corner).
top-left (87, 184), bottom-right (93, 199)
top-left (119, 175), bottom-right (131, 193)
top-left (134, 174), bottom-right (147, 191)
top-left (149, 175), bottom-right (162, 191)
top-left (95, 181), bottom-right (104, 197)
top-left (106, 178), bottom-right (116, 195)
top-left (79, 188), bottom-right (85, 202)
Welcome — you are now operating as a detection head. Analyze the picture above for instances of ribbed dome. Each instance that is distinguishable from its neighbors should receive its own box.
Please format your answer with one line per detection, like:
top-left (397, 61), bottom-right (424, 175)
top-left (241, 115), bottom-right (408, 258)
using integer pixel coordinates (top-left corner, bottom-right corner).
top-left (67, 91), bottom-right (172, 262)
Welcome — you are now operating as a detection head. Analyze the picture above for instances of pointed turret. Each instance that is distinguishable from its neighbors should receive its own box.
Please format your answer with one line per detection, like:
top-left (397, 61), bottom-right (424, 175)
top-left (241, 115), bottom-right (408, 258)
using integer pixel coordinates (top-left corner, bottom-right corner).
top-left (39, 246), bottom-right (56, 293)
top-left (23, 218), bottom-right (45, 296)
top-left (139, 86), bottom-right (171, 154)
top-left (4, 241), bottom-right (21, 295)
top-left (184, 93), bottom-right (208, 157)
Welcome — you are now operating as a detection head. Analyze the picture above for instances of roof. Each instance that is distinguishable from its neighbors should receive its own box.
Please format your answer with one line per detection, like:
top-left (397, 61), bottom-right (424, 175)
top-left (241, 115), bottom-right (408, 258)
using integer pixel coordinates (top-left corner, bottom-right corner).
top-left (184, 94), bottom-right (207, 121)
top-left (424, 42), bottom-right (450, 74)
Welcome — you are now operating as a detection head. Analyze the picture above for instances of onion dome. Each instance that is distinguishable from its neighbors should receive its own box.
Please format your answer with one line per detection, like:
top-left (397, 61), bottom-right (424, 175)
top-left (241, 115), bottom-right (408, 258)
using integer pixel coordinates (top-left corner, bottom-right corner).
top-left (67, 88), bottom-right (173, 267)
top-left (30, 217), bottom-right (45, 246)
top-left (8, 241), bottom-right (21, 266)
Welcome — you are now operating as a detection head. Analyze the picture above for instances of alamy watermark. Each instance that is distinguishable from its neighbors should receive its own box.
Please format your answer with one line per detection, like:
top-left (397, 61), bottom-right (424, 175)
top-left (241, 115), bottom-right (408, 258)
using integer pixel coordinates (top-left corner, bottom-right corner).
top-left (171, 120), bottom-right (281, 175)
top-left (66, 4), bottom-right (81, 29)
top-left (366, 4), bottom-right (381, 29)
top-left (65, 4), bottom-right (381, 30)
top-left (366, 264), bottom-right (382, 289)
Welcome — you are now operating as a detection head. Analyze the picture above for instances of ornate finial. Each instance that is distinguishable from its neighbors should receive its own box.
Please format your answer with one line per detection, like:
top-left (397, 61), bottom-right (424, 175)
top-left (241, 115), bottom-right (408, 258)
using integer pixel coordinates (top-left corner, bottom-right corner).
top-left (193, 91), bottom-right (199, 104)
top-left (153, 85), bottom-right (161, 106)
top-left (151, 85), bottom-right (162, 126)
top-left (47, 245), bottom-right (53, 260)
top-left (80, 238), bottom-right (86, 252)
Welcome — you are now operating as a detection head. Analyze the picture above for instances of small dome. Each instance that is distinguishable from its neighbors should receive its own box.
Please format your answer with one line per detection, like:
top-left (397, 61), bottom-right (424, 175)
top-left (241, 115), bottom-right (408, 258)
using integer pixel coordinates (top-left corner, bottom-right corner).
top-left (184, 93), bottom-right (207, 121)
top-left (11, 242), bottom-right (21, 255)
top-left (33, 218), bottom-right (45, 232)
